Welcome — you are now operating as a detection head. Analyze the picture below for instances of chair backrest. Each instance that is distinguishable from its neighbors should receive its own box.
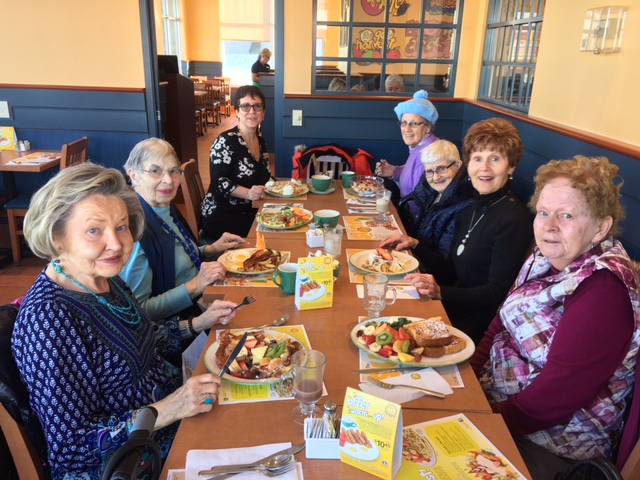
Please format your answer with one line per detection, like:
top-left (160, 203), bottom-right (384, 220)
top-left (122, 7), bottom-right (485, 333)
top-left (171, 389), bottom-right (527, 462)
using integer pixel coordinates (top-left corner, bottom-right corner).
top-left (306, 154), bottom-right (347, 180)
top-left (0, 304), bottom-right (49, 479)
top-left (179, 159), bottom-right (205, 240)
top-left (60, 137), bottom-right (89, 170)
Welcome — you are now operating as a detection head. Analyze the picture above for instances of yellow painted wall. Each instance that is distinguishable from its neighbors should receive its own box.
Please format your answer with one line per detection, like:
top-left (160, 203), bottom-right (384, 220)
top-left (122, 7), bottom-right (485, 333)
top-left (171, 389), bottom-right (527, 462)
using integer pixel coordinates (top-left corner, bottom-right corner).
top-left (183, 0), bottom-right (221, 62)
top-left (0, 1), bottom-right (145, 88)
top-left (284, 1), bottom-right (313, 93)
top-left (530, 1), bottom-right (640, 145)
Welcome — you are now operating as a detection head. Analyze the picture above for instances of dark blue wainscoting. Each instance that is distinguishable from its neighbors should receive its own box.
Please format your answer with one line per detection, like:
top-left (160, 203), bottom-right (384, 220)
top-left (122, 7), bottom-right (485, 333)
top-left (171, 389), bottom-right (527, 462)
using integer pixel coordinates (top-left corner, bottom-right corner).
top-left (0, 87), bottom-right (150, 195)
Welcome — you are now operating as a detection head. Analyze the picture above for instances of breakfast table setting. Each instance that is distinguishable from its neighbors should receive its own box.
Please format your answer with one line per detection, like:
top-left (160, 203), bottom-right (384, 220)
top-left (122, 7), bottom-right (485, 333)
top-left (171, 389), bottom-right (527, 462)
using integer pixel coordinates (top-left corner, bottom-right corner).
top-left (161, 175), bottom-right (531, 480)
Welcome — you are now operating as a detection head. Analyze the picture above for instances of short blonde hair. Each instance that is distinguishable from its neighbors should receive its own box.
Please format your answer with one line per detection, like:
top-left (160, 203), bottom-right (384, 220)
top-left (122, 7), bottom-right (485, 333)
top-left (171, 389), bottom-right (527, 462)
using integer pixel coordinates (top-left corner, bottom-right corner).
top-left (420, 140), bottom-right (460, 165)
top-left (328, 78), bottom-right (346, 91)
top-left (529, 155), bottom-right (625, 236)
top-left (24, 163), bottom-right (145, 260)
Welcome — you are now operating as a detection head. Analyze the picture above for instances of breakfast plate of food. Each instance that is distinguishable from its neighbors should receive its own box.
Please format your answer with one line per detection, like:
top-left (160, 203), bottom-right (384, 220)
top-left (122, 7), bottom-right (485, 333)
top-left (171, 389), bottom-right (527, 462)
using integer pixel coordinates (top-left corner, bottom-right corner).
top-left (351, 316), bottom-right (475, 368)
top-left (217, 248), bottom-right (284, 274)
top-left (256, 206), bottom-right (313, 230)
top-left (265, 181), bottom-right (309, 198)
top-left (349, 248), bottom-right (419, 275)
top-left (204, 329), bottom-right (306, 383)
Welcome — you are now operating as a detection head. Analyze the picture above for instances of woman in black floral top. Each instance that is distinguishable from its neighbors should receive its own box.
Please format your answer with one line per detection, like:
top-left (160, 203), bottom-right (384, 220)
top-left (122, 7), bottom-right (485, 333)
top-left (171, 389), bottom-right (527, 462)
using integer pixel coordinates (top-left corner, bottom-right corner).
top-left (201, 85), bottom-right (271, 238)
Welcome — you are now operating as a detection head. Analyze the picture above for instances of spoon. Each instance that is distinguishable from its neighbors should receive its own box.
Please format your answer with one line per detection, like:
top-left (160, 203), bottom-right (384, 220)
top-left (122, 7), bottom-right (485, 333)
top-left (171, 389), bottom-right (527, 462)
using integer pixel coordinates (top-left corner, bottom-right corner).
top-left (200, 454), bottom-right (293, 477)
top-left (256, 315), bottom-right (289, 329)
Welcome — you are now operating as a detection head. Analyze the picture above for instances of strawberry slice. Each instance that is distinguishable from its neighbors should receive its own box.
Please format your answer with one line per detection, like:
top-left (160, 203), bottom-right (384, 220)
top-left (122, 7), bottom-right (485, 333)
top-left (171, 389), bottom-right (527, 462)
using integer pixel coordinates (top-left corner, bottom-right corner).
top-left (376, 246), bottom-right (394, 261)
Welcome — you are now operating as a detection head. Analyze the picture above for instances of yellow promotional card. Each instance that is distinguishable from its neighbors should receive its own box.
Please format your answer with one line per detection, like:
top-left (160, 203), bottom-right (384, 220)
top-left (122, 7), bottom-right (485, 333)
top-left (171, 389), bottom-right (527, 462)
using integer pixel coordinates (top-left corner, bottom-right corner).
top-left (340, 387), bottom-right (403, 480)
top-left (295, 255), bottom-right (334, 310)
top-left (0, 126), bottom-right (16, 150)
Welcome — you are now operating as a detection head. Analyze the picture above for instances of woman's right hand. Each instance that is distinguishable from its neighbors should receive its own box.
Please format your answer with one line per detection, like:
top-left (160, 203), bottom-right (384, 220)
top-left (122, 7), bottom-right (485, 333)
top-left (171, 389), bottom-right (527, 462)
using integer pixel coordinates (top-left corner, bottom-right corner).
top-left (151, 373), bottom-right (221, 429)
top-left (380, 235), bottom-right (418, 251)
top-left (187, 261), bottom-right (227, 298)
top-left (376, 160), bottom-right (396, 178)
top-left (192, 300), bottom-right (237, 332)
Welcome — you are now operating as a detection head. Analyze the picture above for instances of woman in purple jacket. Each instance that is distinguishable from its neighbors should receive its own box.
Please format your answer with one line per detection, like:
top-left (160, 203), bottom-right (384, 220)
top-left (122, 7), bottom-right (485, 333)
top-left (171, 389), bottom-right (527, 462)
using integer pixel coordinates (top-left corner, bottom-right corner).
top-left (471, 155), bottom-right (640, 479)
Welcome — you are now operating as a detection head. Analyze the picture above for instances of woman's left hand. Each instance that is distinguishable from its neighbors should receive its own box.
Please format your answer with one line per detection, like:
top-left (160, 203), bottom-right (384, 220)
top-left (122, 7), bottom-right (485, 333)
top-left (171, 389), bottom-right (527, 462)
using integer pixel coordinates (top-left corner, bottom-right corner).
top-left (405, 273), bottom-right (442, 300)
top-left (207, 232), bottom-right (247, 256)
top-left (192, 300), bottom-right (237, 332)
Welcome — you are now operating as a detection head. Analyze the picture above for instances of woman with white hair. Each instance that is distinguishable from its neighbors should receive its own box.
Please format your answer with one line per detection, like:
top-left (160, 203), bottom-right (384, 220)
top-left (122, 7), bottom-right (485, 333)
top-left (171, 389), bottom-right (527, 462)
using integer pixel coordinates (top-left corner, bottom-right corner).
top-left (376, 90), bottom-right (439, 199)
top-left (385, 139), bottom-right (474, 258)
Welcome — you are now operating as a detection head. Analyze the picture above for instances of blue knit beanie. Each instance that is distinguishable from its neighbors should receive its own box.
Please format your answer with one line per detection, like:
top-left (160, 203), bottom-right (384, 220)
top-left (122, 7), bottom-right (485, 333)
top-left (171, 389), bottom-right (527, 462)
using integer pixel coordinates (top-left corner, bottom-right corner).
top-left (393, 90), bottom-right (439, 125)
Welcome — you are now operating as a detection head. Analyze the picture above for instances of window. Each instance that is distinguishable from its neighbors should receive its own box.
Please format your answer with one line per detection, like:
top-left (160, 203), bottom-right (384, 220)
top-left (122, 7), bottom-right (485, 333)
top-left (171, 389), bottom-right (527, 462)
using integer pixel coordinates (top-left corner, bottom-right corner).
top-left (478, 0), bottom-right (545, 112)
top-left (314, 0), bottom-right (462, 95)
top-left (161, 0), bottom-right (183, 72)
top-left (220, 0), bottom-right (274, 85)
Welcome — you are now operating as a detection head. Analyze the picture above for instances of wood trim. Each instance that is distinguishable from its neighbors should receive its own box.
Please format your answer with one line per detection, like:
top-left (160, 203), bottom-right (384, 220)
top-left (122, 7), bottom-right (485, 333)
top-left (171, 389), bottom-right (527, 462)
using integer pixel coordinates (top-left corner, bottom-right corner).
top-left (0, 403), bottom-right (45, 480)
top-left (0, 84), bottom-right (145, 93)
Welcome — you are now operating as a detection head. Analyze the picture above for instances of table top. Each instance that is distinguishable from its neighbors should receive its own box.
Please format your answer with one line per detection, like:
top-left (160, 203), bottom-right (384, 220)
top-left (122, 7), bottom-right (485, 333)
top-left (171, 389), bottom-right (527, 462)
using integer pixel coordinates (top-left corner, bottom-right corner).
top-left (0, 150), bottom-right (61, 173)
top-left (161, 183), bottom-right (530, 479)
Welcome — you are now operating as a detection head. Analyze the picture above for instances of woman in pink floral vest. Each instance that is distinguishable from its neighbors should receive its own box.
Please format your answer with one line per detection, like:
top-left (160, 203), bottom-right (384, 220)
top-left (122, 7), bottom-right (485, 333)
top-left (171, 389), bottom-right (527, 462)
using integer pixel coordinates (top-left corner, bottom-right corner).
top-left (471, 155), bottom-right (640, 479)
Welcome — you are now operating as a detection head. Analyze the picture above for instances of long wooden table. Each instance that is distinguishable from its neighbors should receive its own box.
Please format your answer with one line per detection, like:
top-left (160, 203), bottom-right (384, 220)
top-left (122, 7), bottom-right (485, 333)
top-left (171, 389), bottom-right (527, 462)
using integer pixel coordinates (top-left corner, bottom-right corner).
top-left (161, 184), bottom-right (531, 479)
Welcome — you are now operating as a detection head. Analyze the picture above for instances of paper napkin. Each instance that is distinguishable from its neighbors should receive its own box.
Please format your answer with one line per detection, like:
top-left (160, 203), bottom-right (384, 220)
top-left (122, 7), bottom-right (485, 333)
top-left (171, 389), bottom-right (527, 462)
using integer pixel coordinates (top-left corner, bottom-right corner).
top-left (356, 284), bottom-right (420, 300)
top-left (186, 442), bottom-right (304, 480)
top-left (359, 367), bottom-right (453, 404)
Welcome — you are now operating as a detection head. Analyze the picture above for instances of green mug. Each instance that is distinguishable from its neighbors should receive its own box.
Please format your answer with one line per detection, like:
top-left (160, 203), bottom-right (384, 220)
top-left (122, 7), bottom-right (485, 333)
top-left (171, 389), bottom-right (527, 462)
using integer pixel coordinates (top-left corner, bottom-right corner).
top-left (311, 174), bottom-right (333, 192)
top-left (341, 171), bottom-right (355, 188)
top-left (272, 263), bottom-right (298, 295)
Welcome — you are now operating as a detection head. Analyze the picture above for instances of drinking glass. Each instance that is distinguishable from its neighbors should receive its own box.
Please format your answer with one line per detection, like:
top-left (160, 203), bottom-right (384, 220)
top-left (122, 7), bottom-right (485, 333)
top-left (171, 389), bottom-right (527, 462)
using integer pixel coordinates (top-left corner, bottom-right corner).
top-left (363, 273), bottom-right (397, 318)
top-left (280, 350), bottom-right (327, 424)
top-left (323, 227), bottom-right (343, 258)
top-left (375, 189), bottom-right (392, 222)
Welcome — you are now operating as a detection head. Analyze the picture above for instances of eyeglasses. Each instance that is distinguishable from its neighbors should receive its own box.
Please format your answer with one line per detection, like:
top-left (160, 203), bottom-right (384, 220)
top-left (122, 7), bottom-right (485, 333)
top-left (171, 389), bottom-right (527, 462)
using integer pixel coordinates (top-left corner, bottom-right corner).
top-left (399, 120), bottom-right (425, 128)
top-left (140, 166), bottom-right (183, 179)
top-left (425, 161), bottom-right (457, 178)
top-left (238, 103), bottom-right (265, 112)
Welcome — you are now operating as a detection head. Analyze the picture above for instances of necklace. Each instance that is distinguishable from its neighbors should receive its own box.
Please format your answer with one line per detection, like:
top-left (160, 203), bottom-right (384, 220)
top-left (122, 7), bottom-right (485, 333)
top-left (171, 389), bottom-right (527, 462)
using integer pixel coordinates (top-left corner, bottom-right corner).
top-left (456, 195), bottom-right (508, 256)
top-left (52, 261), bottom-right (141, 325)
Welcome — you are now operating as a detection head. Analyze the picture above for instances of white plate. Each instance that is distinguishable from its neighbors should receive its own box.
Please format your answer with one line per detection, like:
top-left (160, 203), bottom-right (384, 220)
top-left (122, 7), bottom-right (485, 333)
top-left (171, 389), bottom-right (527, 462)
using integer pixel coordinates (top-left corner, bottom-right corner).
top-left (217, 248), bottom-right (283, 275)
top-left (350, 316), bottom-right (476, 368)
top-left (203, 329), bottom-right (304, 384)
top-left (340, 438), bottom-right (380, 462)
top-left (348, 250), bottom-right (419, 276)
top-left (265, 182), bottom-right (309, 198)
top-left (256, 206), bottom-right (314, 230)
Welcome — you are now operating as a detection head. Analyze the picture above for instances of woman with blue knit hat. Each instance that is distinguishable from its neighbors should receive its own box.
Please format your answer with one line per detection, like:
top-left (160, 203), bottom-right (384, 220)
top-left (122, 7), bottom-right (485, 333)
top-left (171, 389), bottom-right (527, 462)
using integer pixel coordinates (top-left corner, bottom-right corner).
top-left (376, 90), bottom-right (439, 199)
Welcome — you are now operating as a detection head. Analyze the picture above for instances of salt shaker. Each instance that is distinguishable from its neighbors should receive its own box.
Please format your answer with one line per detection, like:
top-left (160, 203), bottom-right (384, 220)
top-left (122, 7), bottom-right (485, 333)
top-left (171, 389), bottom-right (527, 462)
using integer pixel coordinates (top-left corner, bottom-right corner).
top-left (322, 401), bottom-right (339, 438)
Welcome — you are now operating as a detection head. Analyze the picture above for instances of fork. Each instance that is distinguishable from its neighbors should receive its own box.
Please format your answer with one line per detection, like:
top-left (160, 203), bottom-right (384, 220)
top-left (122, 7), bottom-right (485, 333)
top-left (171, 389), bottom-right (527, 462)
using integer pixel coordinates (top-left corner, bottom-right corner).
top-left (233, 295), bottom-right (256, 311)
top-left (205, 462), bottom-right (296, 479)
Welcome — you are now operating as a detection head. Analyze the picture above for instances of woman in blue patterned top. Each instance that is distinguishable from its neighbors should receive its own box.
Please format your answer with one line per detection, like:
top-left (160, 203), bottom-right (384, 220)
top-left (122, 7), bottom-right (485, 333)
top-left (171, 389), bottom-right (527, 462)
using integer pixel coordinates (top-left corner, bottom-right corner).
top-left (11, 164), bottom-right (230, 479)
top-left (201, 85), bottom-right (272, 239)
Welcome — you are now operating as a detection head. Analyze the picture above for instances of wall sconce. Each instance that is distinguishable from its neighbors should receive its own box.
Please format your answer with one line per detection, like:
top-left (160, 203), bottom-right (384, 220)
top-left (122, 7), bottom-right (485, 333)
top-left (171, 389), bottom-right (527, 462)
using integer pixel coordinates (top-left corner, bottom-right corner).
top-left (580, 6), bottom-right (627, 54)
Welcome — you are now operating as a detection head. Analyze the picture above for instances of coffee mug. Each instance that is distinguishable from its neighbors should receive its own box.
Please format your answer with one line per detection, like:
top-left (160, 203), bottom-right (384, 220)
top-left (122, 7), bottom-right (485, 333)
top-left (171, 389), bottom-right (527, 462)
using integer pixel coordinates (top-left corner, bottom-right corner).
top-left (341, 171), bottom-right (355, 188)
top-left (311, 174), bottom-right (333, 192)
top-left (313, 209), bottom-right (340, 228)
top-left (272, 263), bottom-right (298, 295)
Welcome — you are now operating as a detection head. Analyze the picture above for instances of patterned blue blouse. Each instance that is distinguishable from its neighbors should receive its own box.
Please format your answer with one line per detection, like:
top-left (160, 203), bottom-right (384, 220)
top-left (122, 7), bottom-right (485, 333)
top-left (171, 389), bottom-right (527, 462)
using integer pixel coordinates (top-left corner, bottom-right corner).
top-left (11, 271), bottom-right (182, 480)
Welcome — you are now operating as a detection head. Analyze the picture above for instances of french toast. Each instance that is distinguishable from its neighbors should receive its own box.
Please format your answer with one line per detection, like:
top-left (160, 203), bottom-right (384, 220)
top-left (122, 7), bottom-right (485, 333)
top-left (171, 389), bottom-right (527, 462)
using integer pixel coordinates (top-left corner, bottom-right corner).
top-left (422, 335), bottom-right (467, 358)
top-left (403, 316), bottom-right (452, 347)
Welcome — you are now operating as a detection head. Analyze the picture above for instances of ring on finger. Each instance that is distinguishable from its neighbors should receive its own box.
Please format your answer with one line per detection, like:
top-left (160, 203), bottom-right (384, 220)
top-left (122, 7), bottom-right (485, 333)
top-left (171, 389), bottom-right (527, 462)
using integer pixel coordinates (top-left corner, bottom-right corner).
top-left (202, 392), bottom-right (215, 405)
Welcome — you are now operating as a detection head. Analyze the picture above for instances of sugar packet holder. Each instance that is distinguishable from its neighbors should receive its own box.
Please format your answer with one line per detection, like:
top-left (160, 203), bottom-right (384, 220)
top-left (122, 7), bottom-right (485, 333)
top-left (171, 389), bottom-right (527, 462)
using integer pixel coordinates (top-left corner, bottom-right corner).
top-left (306, 223), bottom-right (324, 248)
top-left (304, 418), bottom-right (340, 459)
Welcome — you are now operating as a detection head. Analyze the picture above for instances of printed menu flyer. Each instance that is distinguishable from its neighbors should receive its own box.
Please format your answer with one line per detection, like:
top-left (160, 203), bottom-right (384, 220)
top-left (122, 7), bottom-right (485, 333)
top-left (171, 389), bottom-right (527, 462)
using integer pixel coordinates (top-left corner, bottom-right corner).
top-left (343, 215), bottom-right (402, 240)
top-left (398, 413), bottom-right (526, 479)
top-left (340, 387), bottom-right (403, 480)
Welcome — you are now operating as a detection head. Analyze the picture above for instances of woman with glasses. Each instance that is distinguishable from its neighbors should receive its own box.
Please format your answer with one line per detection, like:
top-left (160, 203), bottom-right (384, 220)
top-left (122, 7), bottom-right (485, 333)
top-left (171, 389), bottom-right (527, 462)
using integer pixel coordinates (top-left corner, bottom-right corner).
top-left (376, 90), bottom-right (439, 200)
top-left (121, 138), bottom-right (240, 364)
top-left (387, 119), bottom-right (533, 344)
top-left (382, 140), bottom-right (474, 258)
top-left (201, 85), bottom-right (272, 240)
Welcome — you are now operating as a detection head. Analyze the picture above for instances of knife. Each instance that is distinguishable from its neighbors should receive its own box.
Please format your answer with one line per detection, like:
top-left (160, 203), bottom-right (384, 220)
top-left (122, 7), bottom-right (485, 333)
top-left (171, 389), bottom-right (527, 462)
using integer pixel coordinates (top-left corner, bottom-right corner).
top-left (353, 366), bottom-right (425, 374)
top-left (197, 443), bottom-right (306, 476)
top-left (366, 375), bottom-right (445, 399)
top-left (217, 332), bottom-right (249, 378)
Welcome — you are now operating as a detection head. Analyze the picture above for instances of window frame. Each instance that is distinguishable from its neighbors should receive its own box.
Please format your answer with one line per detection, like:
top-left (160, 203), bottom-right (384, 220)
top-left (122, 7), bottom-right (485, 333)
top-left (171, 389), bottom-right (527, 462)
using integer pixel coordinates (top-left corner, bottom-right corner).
top-left (313, 0), bottom-right (464, 96)
top-left (161, 0), bottom-right (183, 72)
top-left (478, 0), bottom-right (545, 113)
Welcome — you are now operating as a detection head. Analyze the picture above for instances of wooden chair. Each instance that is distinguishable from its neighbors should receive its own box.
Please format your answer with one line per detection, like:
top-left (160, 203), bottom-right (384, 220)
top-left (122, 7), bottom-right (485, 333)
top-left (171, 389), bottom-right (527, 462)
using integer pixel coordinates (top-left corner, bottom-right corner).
top-left (4, 137), bottom-right (89, 265)
top-left (203, 80), bottom-right (221, 125)
top-left (0, 404), bottom-right (47, 480)
top-left (306, 153), bottom-right (347, 180)
top-left (214, 77), bottom-right (232, 117)
top-left (179, 159), bottom-right (206, 243)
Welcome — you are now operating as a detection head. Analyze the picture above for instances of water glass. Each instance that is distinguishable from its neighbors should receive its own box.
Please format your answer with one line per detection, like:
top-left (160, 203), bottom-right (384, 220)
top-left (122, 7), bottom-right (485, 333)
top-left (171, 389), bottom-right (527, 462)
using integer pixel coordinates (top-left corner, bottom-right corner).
top-left (280, 350), bottom-right (327, 424)
top-left (363, 273), bottom-right (397, 318)
top-left (324, 227), bottom-right (343, 258)
top-left (375, 189), bottom-right (391, 221)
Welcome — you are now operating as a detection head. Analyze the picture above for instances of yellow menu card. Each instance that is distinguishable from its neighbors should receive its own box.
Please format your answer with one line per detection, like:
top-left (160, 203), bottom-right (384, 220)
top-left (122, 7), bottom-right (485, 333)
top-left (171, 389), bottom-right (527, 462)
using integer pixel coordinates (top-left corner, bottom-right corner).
top-left (0, 127), bottom-right (16, 150)
top-left (340, 387), bottom-right (403, 480)
top-left (398, 413), bottom-right (526, 479)
top-left (295, 255), bottom-right (334, 310)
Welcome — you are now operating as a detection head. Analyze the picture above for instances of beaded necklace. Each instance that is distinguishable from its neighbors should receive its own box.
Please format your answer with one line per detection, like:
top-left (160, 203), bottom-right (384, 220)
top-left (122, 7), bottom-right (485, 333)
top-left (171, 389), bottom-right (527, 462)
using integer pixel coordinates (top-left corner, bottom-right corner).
top-left (52, 260), bottom-right (142, 325)
top-left (456, 194), bottom-right (508, 256)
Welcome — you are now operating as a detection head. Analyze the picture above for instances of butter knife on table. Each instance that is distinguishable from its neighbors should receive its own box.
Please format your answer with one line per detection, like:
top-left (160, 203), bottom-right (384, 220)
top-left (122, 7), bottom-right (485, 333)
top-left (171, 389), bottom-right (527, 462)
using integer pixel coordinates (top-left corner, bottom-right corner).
top-left (197, 443), bottom-right (305, 477)
top-left (366, 375), bottom-right (445, 399)
top-left (353, 366), bottom-right (424, 374)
